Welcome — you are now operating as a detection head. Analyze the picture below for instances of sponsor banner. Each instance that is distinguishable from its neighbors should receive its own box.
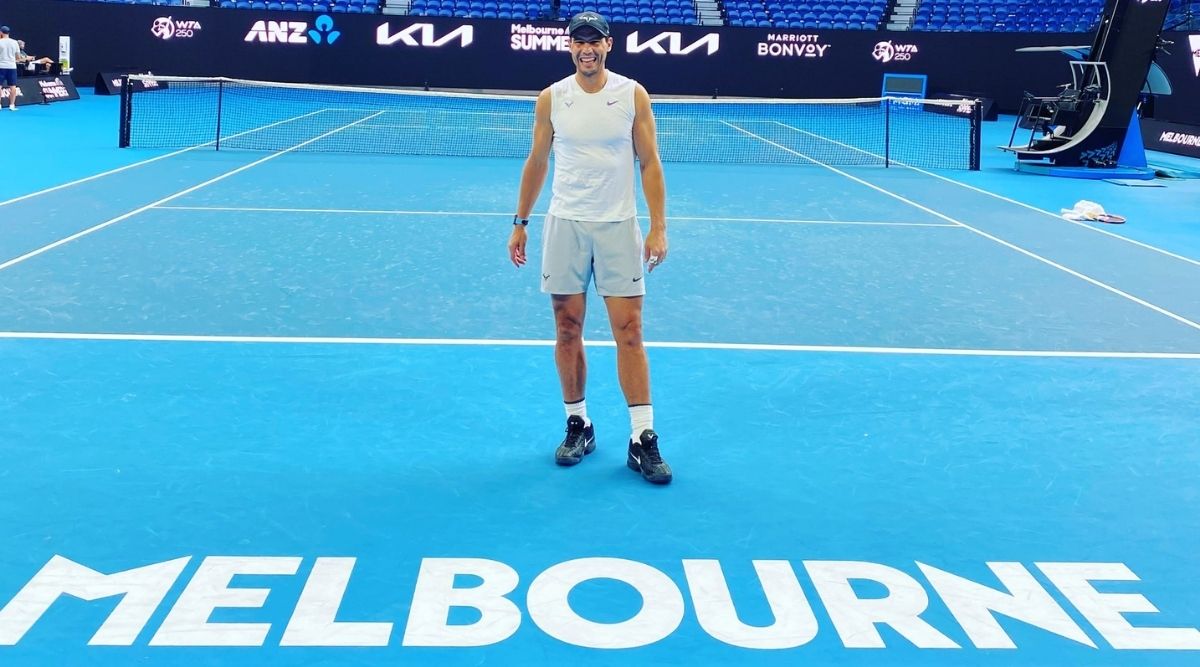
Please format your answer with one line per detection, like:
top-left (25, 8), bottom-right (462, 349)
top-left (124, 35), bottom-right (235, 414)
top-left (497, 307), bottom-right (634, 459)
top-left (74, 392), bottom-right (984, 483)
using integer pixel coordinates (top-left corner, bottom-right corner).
top-left (0, 74), bottom-right (80, 106)
top-left (755, 33), bottom-right (831, 59)
top-left (151, 16), bottom-right (203, 41)
top-left (244, 14), bottom-right (342, 45)
top-left (1141, 118), bottom-right (1200, 158)
top-left (872, 39), bottom-right (919, 64)
top-left (510, 23), bottom-right (570, 52)
top-left (4, 0), bottom-right (1200, 115)
top-left (377, 22), bottom-right (474, 48)
top-left (626, 30), bottom-right (720, 56)
top-left (95, 69), bottom-right (166, 95)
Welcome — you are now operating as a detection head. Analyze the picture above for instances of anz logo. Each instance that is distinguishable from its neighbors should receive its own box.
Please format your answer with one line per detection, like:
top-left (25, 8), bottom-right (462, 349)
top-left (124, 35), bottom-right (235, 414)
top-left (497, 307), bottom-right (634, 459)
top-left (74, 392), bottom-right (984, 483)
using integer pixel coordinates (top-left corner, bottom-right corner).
top-left (245, 15), bottom-right (340, 45)
top-left (376, 23), bottom-right (474, 48)
top-left (625, 31), bottom-right (719, 56)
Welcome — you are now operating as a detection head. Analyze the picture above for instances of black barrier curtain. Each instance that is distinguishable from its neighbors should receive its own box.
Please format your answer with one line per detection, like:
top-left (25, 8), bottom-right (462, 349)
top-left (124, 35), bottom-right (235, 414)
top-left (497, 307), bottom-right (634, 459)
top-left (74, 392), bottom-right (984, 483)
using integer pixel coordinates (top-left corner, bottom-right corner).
top-left (5, 0), bottom-right (1200, 117)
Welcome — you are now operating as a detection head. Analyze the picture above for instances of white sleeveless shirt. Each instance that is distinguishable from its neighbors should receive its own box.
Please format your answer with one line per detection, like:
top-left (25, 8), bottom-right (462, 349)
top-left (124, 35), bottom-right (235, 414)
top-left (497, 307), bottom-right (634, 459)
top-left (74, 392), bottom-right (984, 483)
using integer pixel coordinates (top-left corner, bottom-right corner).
top-left (548, 70), bottom-right (638, 222)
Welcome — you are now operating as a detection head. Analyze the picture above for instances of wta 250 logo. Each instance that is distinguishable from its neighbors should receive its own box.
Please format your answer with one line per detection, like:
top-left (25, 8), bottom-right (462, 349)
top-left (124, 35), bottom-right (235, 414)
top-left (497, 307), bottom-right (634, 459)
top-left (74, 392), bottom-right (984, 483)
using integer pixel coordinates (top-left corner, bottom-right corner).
top-left (151, 17), bottom-right (202, 40)
top-left (873, 40), bottom-right (918, 63)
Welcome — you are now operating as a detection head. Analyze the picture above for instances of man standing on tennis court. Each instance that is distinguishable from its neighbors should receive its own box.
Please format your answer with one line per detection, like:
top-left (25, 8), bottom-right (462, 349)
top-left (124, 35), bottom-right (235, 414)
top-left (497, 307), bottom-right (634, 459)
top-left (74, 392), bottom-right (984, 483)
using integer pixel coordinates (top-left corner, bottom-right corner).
top-left (507, 11), bottom-right (672, 484)
top-left (0, 26), bottom-right (20, 111)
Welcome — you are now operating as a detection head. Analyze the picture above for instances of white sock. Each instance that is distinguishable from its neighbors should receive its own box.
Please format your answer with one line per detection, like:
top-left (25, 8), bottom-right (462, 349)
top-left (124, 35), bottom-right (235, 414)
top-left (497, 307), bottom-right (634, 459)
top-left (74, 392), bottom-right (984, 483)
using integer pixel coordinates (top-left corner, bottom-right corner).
top-left (565, 399), bottom-right (590, 427)
top-left (629, 404), bottom-right (653, 443)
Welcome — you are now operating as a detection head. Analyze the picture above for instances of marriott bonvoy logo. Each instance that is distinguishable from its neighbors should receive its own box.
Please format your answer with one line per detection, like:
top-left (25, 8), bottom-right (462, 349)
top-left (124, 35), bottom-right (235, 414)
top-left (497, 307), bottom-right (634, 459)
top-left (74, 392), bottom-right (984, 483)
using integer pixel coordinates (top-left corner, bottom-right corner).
top-left (756, 33), bottom-right (830, 58)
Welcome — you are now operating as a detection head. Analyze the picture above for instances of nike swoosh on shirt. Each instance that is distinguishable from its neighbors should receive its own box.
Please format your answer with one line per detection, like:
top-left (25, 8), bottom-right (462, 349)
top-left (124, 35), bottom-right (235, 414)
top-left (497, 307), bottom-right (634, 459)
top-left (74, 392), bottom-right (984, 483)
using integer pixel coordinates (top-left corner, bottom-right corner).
top-left (606, 100), bottom-right (619, 106)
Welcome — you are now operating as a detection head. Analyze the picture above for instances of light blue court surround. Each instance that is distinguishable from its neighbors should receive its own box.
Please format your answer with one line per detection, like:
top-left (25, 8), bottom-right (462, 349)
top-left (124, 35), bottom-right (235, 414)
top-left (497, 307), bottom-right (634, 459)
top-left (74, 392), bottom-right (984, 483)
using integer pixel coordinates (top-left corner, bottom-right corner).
top-left (0, 91), bottom-right (1198, 666)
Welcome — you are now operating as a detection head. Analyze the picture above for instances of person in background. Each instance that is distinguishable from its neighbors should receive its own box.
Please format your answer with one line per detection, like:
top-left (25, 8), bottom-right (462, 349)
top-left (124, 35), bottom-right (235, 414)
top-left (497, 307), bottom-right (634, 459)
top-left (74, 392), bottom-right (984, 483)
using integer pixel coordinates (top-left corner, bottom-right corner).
top-left (16, 40), bottom-right (56, 76)
top-left (0, 26), bottom-right (19, 111)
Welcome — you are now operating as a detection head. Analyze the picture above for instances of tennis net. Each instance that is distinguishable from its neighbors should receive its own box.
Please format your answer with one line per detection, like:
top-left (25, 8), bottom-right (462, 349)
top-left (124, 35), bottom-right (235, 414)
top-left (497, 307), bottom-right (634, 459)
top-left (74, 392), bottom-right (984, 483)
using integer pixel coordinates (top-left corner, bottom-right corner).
top-left (120, 75), bottom-right (982, 170)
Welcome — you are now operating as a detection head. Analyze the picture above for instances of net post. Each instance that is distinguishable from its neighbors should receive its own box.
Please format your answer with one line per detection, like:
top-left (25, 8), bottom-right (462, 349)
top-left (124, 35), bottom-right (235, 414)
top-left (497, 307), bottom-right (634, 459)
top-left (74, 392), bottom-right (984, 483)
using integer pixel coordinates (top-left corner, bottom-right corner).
top-left (884, 97), bottom-right (891, 168)
top-left (970, 98), bottom-right (982, 171)
top-left (215, 79), bottom-right (224, 151)
top-left (119, 76), bottom-right (131, 148)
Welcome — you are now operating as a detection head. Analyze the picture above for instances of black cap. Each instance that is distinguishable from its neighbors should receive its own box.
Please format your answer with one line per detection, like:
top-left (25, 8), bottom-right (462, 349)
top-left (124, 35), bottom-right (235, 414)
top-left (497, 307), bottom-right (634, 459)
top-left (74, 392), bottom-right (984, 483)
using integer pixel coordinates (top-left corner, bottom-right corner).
top-left (0, 26), bottom-right (10, 34)
top-left (567, 11), bottom-right (610, 39)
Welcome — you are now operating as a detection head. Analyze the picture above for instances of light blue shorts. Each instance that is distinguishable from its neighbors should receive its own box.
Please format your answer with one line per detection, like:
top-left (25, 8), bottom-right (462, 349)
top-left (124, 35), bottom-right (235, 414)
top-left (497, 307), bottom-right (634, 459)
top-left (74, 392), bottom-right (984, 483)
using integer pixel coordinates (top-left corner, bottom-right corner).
top-left (540, 214), bottom-right (645, 297)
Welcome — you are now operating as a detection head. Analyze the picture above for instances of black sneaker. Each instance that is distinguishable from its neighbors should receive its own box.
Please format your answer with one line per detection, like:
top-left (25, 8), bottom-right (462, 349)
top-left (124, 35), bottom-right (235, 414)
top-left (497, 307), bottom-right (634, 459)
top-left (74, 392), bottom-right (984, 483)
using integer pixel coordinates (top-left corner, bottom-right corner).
top-left (555, 415), bottom-right (596, 466)
top-left (627, 430), bottom-right (672, 484)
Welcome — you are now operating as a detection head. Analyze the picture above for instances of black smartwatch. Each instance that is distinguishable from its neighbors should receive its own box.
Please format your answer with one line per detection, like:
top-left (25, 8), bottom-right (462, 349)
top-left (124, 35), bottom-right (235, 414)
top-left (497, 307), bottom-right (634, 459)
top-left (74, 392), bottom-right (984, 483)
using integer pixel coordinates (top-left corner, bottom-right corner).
top-left (513, 215), bottom-right (529, 226)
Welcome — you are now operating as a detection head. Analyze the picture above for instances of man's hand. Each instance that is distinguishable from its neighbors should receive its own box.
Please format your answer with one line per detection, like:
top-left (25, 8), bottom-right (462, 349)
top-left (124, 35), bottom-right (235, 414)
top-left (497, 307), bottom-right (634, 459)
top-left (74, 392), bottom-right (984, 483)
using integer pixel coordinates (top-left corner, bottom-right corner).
top-left (644, 227), bottom-right (668, 272)
top-left (508, 225), bottom-right (528, 267)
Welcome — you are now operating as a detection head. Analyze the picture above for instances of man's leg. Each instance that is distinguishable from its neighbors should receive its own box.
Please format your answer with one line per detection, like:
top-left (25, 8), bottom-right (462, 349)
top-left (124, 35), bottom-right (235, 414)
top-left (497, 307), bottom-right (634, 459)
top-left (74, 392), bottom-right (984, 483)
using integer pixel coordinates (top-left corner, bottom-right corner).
top-left (604, 296), bottom-right (671, 484)
top-left (552, 293), bottom-right (588, 402)
top-left (602, 295), bottom-right (649, 407)
top-left (552, 293), bottom-right (595, 465)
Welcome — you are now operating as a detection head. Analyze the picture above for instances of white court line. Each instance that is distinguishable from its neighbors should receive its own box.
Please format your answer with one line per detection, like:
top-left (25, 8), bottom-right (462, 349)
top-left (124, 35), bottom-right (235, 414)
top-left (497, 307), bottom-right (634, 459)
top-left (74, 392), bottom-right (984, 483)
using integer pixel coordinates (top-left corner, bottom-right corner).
top-left (772, 121), bottom-right (1200, 268)
top-left (1, 330), bottom-right (1198, 359)
top-left (0, 109), bottom-right (330, 209)
top-left (722, 120), bottom-right (1200, 334)
top-left (154, 206), bottom-right (958, 228)
top-left (0, 111), bottom-right (386, 273)
top-left (905, 162), bottom-right (1200, 268)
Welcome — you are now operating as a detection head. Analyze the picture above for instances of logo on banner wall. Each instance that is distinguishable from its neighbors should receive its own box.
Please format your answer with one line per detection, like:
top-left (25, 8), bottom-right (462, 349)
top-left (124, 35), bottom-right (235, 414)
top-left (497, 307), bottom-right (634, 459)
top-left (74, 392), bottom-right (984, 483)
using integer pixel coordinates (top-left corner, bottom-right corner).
top-left (1190, 35), bottom-right (1200, 76)
top-left (37, 78), bottom-right (73, 100)
top-left (377, 23), bottom-right (473, 47)
top-left (872, 40), bottom-right (918, 63)
top-left (756, 33), bottom-right (830, 58)
top-left (151, 17), bottom-right (202, 40)
top-left (511, 24), bottom-right (570, 51)
top-left (245, 15), bottom-right (339, 45)
top-left (1160, 130), bottom-right (1200, 147)
top-left (626, 31), bottom-right (720, 56)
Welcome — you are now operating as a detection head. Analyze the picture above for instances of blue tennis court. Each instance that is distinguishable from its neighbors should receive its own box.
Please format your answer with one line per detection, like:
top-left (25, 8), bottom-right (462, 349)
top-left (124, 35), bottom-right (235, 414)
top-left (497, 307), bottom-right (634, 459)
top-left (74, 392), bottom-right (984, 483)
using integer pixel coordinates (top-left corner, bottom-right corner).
top-left (1, 90), bottom-right (1198, 666)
